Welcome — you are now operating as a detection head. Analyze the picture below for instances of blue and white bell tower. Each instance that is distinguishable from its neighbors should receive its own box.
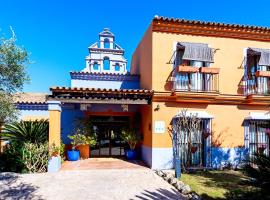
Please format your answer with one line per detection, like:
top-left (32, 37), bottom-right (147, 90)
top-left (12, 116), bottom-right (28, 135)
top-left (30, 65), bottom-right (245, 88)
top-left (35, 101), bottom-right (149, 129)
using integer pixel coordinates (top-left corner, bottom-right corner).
top-left (82, 28), bottom-right (127, 74)
top-left (70, 28), bottom-right (139, 89)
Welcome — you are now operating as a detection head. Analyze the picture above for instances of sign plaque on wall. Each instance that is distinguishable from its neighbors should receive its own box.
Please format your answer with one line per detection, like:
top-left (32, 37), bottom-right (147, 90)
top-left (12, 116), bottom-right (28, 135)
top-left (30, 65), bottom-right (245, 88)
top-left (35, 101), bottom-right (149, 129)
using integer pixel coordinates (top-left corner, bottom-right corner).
top-left (154, 121), bottom-right (165, 134)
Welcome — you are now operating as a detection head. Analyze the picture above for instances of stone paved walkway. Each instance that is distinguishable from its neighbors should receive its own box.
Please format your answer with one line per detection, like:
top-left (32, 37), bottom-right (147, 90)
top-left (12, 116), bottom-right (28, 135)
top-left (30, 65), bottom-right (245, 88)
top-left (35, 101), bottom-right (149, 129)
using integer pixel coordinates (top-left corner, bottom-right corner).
top-left (61, 158), bottom-right (147, 170)
top-left (0, 159), bottom-right (186, 200)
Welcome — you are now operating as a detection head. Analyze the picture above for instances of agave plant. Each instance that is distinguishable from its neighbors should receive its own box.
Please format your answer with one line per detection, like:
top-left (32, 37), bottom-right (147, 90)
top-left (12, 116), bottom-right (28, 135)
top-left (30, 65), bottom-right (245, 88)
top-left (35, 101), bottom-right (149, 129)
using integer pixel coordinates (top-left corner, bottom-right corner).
top-left (243, 152), bottom-right (270, 194)
top-left (1, 119), bottom-right (49, 144)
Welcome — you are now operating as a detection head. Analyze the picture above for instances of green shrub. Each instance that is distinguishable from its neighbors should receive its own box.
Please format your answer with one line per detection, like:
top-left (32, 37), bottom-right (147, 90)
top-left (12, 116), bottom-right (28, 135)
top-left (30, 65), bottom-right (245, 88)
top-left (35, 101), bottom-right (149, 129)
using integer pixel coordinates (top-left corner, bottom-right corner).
top-left (0, 142), bottom-right (24, 172)
top-left (68, 131), bottom-right (96, 148)
top-left (22, 142), bottom-right (49, 173)
top-left (0, 120), bottom-right (49, 173)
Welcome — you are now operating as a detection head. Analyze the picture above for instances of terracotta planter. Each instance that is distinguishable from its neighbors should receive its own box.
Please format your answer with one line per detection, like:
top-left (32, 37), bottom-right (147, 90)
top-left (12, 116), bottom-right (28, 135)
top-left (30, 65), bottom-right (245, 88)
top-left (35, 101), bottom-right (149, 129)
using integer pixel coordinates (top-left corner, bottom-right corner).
top-left (177, 65), bottom-right (199, 73)
top-left (191, 146), bottom-right (198, 154)
top-left (255, 71), bottom-right (270, 77)
top-left (200, 67), bottom-right (220, 74)
top-left (76, 144), bottom-right (90, 159)
top-left (51, 151), bottom-right (59, 157)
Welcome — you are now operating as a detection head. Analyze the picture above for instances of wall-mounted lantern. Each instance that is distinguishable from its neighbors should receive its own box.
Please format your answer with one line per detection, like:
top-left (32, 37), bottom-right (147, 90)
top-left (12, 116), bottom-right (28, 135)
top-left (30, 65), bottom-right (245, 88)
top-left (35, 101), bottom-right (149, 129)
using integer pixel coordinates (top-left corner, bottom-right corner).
top-left (154, 104), bottom-right (160, 111)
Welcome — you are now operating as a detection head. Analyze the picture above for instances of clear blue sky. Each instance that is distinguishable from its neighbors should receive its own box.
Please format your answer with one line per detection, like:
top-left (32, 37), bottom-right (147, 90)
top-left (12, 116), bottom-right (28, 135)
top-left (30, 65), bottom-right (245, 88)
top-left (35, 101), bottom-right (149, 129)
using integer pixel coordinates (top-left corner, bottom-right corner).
top-left (1, 0), bottom-right (270, 92)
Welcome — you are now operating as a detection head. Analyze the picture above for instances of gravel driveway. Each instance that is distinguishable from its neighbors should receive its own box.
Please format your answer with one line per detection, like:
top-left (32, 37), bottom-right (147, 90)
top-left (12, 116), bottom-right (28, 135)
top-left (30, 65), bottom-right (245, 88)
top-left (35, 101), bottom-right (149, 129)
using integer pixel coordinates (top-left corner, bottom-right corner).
top-left (0, 169), bottom-right (186, 200)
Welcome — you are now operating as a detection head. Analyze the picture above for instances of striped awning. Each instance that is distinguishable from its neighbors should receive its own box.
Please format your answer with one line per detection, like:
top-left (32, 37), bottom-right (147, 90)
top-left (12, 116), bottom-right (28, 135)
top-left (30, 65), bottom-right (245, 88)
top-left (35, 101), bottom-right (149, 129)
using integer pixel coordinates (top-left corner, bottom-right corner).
top-left (174, 110), bottom-right (214, 119)
top-left (248, 47), bottom-right (270, 66)
top-left (177, 42), bottom-right (214, 63)
top-left (245, 112), bottom-right (270, 120)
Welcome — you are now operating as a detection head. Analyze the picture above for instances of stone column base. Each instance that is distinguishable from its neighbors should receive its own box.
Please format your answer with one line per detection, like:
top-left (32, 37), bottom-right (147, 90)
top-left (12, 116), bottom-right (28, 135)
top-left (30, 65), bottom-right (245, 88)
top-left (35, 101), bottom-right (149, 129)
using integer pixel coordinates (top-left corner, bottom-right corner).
top-left (48, 156), bottom-right (61, 172)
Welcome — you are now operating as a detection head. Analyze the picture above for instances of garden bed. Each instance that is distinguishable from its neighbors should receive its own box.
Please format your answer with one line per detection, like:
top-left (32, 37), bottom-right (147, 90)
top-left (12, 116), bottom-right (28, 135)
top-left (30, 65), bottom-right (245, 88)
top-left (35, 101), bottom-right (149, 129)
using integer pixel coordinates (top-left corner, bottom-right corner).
top-left (180, 170), bottom-right (256, 200)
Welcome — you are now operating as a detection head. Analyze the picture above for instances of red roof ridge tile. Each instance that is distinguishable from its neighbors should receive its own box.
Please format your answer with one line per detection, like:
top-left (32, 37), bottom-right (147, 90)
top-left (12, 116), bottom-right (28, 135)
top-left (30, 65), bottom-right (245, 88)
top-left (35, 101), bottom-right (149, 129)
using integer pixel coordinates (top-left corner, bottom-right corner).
top-left (153, 16), bottom-right (270, 31)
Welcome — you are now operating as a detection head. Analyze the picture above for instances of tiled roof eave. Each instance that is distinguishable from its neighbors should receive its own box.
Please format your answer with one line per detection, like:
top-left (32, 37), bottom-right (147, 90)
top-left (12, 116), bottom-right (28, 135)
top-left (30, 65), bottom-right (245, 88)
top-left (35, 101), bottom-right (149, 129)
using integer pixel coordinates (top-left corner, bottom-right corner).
top-left (153, 16), bottom-right (270, 32)
top-left (70, 71), bottom-right (140, 77)
top-left (47, 95), bottom-right (150, 105)
top-left (48, 87), bottom-right (153, 105)
top-left (14, 93), bottom-right (48, 104)
top-left (88, 47), bottom-right (124, 53)
top-left (16, 102), bottom-right (48, 104)
top-left (50, 86), bottom-right (153, 95)
top-left (152, 16), bottom-right (270, 42)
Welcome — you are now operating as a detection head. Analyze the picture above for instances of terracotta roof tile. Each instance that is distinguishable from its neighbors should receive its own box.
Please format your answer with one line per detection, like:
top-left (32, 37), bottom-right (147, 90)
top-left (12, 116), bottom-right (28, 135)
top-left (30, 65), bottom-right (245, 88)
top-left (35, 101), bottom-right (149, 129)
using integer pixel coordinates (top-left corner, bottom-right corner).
top-left (153, 16), bottom-right (270, 31)
top-left (50, 86), bottom-right (153, 94)
top-left (15, 93), bottom-right (48, 104)
top-left (152, 16), bottom-right (270, 41)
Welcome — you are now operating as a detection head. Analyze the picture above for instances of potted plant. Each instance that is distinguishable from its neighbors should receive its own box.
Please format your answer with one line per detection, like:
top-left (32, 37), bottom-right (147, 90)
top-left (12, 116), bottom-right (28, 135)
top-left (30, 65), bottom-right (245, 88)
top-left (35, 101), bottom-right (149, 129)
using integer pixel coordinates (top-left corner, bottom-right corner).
top-left (49, 143), bottom-right (60, 157)
top-left (190, 146), bottom-right (198, 154)
top-left (66, 136), bottom-right (80, 161)
top-left (202, 128), bottom-right (211, 139)
top-left (258, 143), bottom-right (266, 154)
top-left (266, 128), bottom-right (270, 137)
top-left (68, 132), bottom-right (96, 159)
top-left (121, 128), bottom-right (141, 160)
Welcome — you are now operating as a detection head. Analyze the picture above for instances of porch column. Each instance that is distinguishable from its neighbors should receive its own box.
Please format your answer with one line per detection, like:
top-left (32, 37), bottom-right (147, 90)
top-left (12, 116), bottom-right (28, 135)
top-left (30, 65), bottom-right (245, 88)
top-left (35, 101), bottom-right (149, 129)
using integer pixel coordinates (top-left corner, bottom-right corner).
top-left (48, 101), bottom-right (61, 147)
top-left (48, 101), bottom-right (62, 173)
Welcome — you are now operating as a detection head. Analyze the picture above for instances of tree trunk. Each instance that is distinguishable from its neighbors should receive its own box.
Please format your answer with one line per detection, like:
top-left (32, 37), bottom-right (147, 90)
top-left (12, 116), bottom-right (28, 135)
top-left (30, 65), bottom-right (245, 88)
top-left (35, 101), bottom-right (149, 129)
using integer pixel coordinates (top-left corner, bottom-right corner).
top-left (0, 122), bottom-right (3, 154)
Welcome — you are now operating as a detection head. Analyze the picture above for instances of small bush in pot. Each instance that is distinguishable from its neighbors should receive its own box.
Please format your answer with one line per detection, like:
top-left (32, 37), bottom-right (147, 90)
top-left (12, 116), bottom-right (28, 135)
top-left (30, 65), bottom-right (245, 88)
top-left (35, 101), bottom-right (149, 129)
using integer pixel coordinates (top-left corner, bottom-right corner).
top-left (68, 132), bottom-right (96, 159)
top-left (66, 147), bottom-right (80, 161)
top-left (49, 142), bottom-right (65, 163)
top-left (66, 137), bottom-right (80, 161)
top-left (121, 128), bottom-right (141, 160)
top-left (49, 143), bottom-right (60, 157)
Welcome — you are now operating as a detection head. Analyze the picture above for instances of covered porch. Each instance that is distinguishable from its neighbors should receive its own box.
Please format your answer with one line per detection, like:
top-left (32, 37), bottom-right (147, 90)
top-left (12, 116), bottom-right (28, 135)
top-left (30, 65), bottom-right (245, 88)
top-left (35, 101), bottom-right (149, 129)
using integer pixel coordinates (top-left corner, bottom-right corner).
top-left (47, 87), bottom-right (153, 171)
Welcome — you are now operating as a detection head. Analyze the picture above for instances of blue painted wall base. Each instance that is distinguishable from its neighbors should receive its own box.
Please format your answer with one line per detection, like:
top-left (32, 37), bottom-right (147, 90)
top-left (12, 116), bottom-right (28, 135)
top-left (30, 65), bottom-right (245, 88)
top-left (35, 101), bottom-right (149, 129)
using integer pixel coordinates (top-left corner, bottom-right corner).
top-left (142, 145), bottom-right (249, 170)
top-left (211, 147), bottom-right (248, 169)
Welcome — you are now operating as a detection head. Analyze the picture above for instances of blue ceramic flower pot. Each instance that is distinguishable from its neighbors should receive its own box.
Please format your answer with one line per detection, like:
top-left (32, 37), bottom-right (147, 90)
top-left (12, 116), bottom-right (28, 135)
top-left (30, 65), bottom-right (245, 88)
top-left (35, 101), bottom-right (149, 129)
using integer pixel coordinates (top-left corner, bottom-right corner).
top-left (67, 150), bottom-right (80, 161)
top-left (125, 149), bottom-right (136, 160)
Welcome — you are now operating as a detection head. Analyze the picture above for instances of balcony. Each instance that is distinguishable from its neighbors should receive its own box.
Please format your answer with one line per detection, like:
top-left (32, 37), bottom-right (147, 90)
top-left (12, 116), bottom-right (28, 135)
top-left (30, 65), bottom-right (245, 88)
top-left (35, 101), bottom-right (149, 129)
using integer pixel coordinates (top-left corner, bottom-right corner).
top-left (244, 74), bottom-right (270, 95)
top-left (172, 66), bottom-right (219, 92)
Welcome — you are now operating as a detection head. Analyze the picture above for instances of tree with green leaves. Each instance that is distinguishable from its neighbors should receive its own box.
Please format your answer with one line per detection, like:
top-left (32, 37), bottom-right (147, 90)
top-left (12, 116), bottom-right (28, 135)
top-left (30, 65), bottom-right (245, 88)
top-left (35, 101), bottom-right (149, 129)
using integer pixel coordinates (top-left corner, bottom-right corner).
top-left (0, 28), bottom-right (29, 123)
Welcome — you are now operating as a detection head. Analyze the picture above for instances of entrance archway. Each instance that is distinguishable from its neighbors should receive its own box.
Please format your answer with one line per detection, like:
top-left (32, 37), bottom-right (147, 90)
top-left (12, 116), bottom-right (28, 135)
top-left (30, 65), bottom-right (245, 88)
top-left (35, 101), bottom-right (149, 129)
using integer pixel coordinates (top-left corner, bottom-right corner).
top-left (90, 116), bottom-right (130, 157)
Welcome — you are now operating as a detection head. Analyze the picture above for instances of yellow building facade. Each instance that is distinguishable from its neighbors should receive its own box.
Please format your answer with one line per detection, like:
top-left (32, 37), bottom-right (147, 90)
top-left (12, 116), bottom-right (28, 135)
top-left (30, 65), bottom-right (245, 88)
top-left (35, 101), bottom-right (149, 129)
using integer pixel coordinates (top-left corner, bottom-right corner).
top-left (131, 16), bottom-right (270, 169)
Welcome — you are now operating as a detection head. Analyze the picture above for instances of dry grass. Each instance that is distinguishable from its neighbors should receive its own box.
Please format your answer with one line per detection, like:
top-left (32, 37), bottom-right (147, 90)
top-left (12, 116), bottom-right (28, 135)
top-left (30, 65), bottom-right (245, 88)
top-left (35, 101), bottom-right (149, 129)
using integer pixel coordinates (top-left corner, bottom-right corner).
top-left (180, 170), bottom-right (255, 200)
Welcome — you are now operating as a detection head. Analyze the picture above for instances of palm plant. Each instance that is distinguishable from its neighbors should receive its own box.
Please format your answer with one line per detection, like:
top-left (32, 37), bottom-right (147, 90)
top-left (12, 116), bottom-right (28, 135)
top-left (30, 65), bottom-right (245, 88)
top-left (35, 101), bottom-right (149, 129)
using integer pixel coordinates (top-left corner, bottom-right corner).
top-left (1, 119), bottom-right (49, 144)
top-left (243, 152), bottom-right (270, 195)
